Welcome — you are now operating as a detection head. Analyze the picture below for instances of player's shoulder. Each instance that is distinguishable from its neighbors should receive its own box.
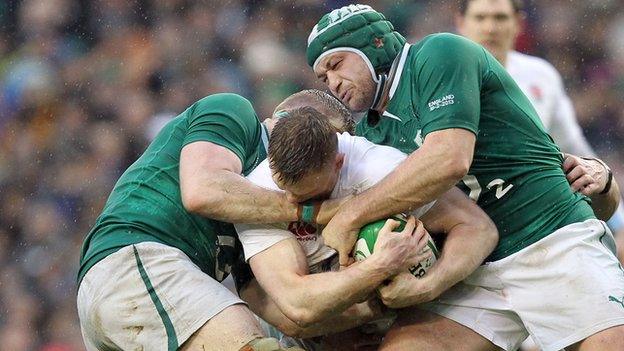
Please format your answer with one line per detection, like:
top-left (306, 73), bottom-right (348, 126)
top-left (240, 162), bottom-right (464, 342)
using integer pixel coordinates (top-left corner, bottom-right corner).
top-left (337, 131), bottom-right (377, 154)
top-left (191, 93), bottom-right (258, 124)
top-left (337, 131), bottom-right (404, 156)
top-left (410, 33), bottom-right (486, 69)
top-left (507, 51), bottom-right (561, 79)
top-left (415, 33), bottom-right (483, 55)
top-left (195, 93), bottom-right (253, 109)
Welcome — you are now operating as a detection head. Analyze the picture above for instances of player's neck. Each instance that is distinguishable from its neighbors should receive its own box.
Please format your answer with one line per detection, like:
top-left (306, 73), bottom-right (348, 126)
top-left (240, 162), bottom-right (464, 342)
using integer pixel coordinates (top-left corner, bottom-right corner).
top-left (498, 52), bottom-right (509, 67)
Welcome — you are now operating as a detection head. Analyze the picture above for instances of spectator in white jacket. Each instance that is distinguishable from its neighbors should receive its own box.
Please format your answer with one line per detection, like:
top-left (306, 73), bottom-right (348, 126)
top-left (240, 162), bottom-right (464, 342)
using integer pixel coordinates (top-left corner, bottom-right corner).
top-left (455, 0), bottom-right (624, 261)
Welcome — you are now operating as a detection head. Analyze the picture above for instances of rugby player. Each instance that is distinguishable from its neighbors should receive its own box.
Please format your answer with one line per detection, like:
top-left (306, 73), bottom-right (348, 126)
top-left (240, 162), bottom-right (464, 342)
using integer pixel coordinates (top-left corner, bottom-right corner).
top-left (455, 0), bottom-right (624, 260)
top-left (308, 4), bottom-right (624, 350)
top-left (236, 107), bottom-right (498, 348)
top-left (76, 91), bottom-right (353, 351)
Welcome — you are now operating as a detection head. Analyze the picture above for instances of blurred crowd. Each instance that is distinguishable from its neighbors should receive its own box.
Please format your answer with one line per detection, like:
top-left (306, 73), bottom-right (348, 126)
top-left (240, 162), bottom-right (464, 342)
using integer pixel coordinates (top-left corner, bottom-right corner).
top-left (1, 0), bottom-right (623, 349)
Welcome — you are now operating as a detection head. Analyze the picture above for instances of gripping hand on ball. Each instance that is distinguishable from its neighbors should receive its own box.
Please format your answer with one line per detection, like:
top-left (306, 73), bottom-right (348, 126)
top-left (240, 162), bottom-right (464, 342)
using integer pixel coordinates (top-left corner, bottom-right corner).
top-left (378, 271), bottom-right (439, 308)
top-left (370, 216), bottom-right (433, 276)
top-left (322, 212), bottom-right (361, 266)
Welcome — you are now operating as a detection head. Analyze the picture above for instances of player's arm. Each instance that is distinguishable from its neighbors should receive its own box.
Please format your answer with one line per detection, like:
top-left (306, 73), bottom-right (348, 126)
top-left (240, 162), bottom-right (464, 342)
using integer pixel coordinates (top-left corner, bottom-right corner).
top-left (563, 153), bottom-right (620, 220)
top-left (248, 217), bottom-right (430, 327)
top-left (179, 94), bottom-right (340, 224)
top-left (240, 278), bottom-right (385, 338)
top-left (180, 141), bottom-right (301, 223)
top-left (378, 187), bottom-right (498, 308)
top-left (322, 34), bottom-right (480, 265)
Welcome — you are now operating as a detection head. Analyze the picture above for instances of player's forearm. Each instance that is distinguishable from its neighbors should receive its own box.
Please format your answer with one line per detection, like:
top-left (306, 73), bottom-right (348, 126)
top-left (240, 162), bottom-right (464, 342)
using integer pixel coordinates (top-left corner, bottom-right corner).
top-left (283, 258), bottom-right (391, 326)
top-left (286, 301), bottom-right (382, 338)
top-left (184, 169), bottom-right (298, 223)
top-left (342, 144), bottom-right (467, 227)
top-left (590, 178), bottom-right (620, 221)
top-left (243, 276), bottom-right (382, 338)
top-left (424, 222), bottom-right (498, 298)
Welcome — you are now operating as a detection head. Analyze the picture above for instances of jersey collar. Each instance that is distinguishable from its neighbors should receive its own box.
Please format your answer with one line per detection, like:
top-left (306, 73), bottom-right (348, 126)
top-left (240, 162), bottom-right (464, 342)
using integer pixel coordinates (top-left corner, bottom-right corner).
top-left (260, 122), bottom-right (269, 153)
top-left (373, 43), bottom-right (411, 122)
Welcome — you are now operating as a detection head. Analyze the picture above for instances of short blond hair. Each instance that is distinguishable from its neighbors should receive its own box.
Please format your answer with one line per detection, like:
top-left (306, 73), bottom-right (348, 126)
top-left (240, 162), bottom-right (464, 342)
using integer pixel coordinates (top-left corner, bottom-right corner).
top-left (275, 89), bottom-right (354, 134)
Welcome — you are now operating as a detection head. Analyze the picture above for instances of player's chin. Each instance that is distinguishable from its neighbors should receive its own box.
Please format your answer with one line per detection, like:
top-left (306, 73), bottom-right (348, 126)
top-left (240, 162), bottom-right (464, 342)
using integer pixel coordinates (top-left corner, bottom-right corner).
top-left (348, 95), bottom-right (371, 112)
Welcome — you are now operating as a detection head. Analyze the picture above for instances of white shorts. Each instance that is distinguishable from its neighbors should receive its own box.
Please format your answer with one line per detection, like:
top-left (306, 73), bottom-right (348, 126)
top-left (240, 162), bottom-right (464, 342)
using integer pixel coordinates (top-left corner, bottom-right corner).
top-left (421, 219), bottom-right (624, 351)
top-left (77, 242), bottom-right (245, 351)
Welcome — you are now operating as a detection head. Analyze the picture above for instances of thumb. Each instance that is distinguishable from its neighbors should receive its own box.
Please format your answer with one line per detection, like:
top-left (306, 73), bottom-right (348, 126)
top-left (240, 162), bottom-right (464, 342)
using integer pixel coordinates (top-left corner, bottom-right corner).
top-left (339, 247), bottom-right (351, 266)
top-left (380, 218), bottom-right (400, 235)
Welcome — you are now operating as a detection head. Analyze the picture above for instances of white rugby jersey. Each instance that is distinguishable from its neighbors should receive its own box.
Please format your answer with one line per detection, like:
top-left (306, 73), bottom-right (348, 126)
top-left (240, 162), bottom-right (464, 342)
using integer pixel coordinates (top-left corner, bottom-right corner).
top-left (235, 132), bottom-right (435, 272)
top-left (506, 50), bottom-right (595, 157)
top-left (506, 51), bottom-right (624, 233)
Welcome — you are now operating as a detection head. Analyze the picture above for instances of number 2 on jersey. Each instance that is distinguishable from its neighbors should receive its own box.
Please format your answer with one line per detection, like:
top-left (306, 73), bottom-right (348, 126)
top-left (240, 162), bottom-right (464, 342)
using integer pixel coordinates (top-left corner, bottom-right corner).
top-left (461, 175), bottom-right (513, 201)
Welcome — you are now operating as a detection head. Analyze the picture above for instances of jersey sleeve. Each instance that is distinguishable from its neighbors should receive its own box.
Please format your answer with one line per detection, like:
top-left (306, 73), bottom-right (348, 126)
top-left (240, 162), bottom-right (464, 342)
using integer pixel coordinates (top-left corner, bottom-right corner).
top-left (234, 223), bottom-right (295, 261)
top-left (183, 93), bottom-right (261, 166)
top-left (414, 34), bottom-right (485, 137)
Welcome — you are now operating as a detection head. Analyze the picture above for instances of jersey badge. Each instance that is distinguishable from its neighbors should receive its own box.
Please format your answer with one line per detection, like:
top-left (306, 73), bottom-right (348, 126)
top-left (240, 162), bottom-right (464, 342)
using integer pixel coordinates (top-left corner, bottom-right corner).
top-left (530, 85), bottom-right (543, 102)
top-left (288, 221), bottom-right (318, 242)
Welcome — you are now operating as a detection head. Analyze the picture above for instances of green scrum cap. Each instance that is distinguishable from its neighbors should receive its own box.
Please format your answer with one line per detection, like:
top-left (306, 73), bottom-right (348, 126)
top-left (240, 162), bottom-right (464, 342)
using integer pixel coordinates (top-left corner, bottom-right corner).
top-left (307, 4), bottom-right (406, 83)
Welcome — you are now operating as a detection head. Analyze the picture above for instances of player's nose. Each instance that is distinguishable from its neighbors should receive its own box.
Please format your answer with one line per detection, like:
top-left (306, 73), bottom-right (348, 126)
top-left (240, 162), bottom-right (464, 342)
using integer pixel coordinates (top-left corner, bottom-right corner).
top-left (327, 72), bottom-right (341, 96)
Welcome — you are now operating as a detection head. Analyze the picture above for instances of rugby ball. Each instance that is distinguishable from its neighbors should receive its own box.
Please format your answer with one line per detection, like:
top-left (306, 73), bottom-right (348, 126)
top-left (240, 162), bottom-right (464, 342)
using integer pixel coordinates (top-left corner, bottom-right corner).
top-left (353, 215), bottom-right (439, 278)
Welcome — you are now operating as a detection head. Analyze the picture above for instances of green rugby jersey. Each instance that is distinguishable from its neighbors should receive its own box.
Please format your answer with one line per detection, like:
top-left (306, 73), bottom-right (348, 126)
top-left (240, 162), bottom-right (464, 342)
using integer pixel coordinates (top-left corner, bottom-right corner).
top-left (356, 33), bottom-right (594, 261)
top-left (78, 93), bottom-right (268, 283)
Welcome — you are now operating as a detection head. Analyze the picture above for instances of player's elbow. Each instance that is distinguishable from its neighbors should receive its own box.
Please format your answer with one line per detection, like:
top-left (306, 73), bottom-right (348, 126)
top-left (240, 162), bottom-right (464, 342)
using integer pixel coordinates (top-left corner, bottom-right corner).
top-left (477, 217), bottom-right (499, 252)
top-left (440, 155), bottom-right (471, 182)
top-left (281, 305), bottom-right (322, 329)
top-left (180, 183), bottom-right (222, 215)
top-left (181, 191), bottom-right (209, 214)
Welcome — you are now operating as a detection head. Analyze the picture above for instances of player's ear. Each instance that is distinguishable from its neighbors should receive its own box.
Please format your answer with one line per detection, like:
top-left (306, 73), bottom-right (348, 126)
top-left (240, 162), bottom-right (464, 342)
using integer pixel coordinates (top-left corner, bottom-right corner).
top-left (335, 153), bottom-right (345, 171)
top-left (513, 11), bottom-right (525, 37)
top-left (454, 13), bottom-right (465, 33)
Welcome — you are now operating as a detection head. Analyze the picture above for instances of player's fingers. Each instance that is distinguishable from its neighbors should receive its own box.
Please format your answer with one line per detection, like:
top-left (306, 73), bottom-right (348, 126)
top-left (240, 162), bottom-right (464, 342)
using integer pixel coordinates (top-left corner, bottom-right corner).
top-left (380, 218), bottom-right (400, 234)
top-left (566, 166), bottom-right (588, 185)
top-left (411, 219), bottom-right (427, 240)
top-left (571, 174), bottom-right (594, 192)
top-left (401, 216), bottom-right (416, 236)
top-left (414, 247), bottom-right (433, 263)
top-left (415, 231), bottom-right (432, 253)
top-left (338, 248), bottom-right (351, 267)
top-left (377, 282), bottom-right (395, 303)
top-left (579, 182), bottom-right (601, 196)
top-left (563, 154), bottom-right (579, 173)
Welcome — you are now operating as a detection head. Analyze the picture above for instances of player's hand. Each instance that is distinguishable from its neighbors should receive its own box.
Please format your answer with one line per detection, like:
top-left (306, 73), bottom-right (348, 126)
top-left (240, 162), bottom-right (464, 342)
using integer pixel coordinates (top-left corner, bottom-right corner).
top-left (355, 297), bottom-right (387, 321)
top-left (563, 153), bottom-right (608, 196)
top-left (372, 216), bottom-right (432, 276)
top-left (378, 271), bottom-right (439, 308)
top-left (322, 212), bottom-right (361, 266)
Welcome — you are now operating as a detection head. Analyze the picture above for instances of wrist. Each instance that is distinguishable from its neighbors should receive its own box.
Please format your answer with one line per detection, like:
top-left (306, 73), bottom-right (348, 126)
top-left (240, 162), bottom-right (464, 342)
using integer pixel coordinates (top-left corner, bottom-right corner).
top-left (281, 194), bottom-right (300, 221)
top-left (363, 254), bottom-right (396, 278)
top-left (297, 201), bottom-right (322, 223)
top-left (423, 275), bottom-right (443, 300)
top-left (601, 167), bottom-right (613, 195)
top-left (343, 206), bottom-right (365, 228)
